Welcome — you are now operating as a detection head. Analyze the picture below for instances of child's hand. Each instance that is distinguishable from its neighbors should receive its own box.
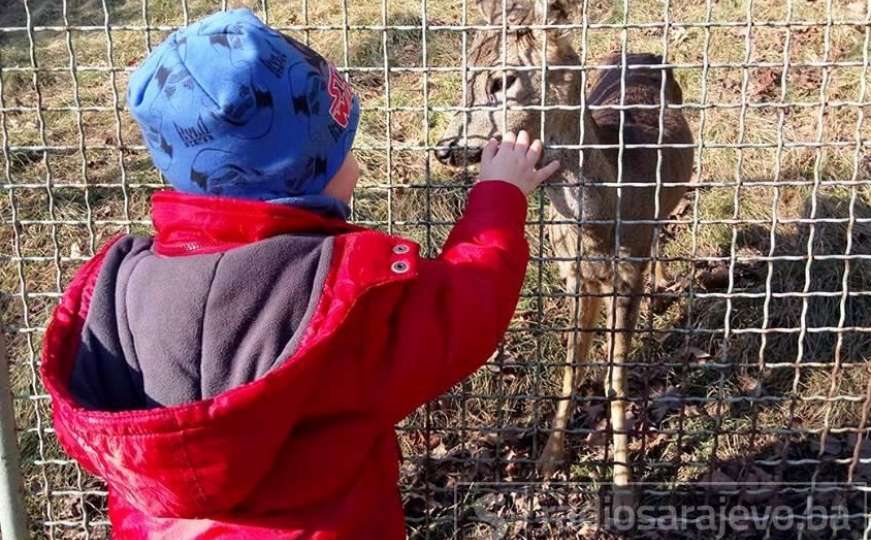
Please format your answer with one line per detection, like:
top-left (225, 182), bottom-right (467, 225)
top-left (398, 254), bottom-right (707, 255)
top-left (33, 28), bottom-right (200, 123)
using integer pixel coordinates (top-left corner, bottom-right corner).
top-left (478, 130), bottom-right (561, 196)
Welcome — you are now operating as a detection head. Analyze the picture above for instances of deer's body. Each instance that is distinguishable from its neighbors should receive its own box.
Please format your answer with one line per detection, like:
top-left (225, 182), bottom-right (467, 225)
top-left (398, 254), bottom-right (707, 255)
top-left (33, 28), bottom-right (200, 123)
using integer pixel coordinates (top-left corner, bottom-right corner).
top-left (541, 52), bottom-right (694, 486)
top-left (437, 0), bottom-right (694, 496)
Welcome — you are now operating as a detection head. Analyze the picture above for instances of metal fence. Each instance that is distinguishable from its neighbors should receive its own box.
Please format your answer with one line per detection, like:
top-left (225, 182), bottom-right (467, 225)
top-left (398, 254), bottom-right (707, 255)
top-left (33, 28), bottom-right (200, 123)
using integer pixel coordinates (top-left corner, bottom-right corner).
top-left (1, 0), bottom-right (870, 538)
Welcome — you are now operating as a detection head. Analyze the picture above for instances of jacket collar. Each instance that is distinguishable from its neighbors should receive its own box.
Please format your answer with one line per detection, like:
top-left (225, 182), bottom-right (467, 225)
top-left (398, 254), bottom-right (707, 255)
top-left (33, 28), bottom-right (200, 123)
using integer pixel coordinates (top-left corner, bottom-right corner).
top-left (152, 190), bottom-right (363, 256)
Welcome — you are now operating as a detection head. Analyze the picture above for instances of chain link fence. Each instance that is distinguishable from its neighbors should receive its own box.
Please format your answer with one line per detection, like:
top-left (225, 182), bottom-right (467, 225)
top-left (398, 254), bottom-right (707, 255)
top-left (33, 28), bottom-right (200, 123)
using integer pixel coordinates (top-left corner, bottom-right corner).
top-left (1, 0), bottom-right (870, 538)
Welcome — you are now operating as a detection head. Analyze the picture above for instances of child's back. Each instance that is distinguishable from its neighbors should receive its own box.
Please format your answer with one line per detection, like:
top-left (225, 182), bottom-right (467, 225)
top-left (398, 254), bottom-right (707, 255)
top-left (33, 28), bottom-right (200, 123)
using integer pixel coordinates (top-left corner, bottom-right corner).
top-left (69, 231), bottom-right (331, 409)
top-left (41, 8), bottom-right (557, 539)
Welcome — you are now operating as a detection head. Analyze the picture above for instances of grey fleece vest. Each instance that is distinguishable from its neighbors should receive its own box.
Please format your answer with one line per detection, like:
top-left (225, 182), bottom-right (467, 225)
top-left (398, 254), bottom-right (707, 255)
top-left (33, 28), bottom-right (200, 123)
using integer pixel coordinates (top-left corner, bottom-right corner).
top-left (70, 234), bottom-right (333, 411)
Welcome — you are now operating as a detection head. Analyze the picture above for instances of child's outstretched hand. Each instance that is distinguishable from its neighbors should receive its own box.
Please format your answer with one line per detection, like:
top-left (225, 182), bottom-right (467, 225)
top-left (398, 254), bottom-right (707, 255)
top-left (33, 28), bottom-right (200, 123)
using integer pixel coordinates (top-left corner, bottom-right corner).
top-left (478, 130), bottom-right (561, 195)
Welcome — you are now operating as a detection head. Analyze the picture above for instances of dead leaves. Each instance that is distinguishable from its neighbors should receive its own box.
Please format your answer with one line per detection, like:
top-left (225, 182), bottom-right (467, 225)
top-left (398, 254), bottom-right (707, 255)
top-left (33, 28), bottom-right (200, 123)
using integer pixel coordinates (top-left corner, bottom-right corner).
top-left (695, 260), bottom-right (761, 291)
top-left (703, 465), bottom-right (777, 504)
top-left (682, 346), bottom-right (713, 364)
top-left (751, 68), bottom-right (782, 100)
top-left (748, 66), bottom-right (824, 102)
top-left (651, 275), bottom-right (691, 315)
top-left (790, 68), bottom-right (823, 94)
top-left (698, 262), bottom-right (731, 290)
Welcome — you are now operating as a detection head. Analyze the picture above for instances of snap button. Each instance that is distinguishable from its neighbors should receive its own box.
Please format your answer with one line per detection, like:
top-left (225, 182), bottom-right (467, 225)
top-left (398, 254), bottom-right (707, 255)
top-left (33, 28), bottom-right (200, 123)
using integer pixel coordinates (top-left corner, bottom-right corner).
top-left (391, 261), bottom-right (410, 274)
top-left (392, 244), bottom-right (410, 255)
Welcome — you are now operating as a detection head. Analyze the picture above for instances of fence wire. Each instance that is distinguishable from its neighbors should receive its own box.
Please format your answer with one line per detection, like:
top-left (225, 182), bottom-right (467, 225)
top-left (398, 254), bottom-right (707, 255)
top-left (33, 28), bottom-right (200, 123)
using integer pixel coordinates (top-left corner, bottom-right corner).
top-left (1, 0), bottom-right (870, 538)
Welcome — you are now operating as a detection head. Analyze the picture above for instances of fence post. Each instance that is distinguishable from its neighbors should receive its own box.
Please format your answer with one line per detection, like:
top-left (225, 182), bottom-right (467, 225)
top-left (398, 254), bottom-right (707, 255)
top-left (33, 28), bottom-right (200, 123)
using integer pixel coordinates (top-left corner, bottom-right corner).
top-left (0, 332), bottom-right (30, 540)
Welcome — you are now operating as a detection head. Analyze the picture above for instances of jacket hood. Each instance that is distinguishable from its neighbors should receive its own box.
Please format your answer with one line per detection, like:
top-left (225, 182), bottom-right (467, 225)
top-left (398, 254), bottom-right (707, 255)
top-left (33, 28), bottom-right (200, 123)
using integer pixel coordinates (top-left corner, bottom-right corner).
top-left (40, 192), bottom-right (418, 518)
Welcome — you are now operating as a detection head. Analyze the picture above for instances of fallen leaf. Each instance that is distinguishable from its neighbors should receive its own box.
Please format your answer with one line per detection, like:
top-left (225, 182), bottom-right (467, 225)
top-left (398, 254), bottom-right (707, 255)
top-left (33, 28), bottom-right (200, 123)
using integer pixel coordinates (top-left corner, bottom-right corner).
top-left (629, 430), bottom-right (669, 452)
top-left (698, 264), bottom-right (730, 290)
top-left (652, 276), bottom-right (690, 314)
top-left (477, 432), bottom-right (500, 447)
top-left (791, 68), bottom-right (823, 92)
top-left (684, 404), bottom-right (704, 417)
top-left (683, 346), bottom-right (712, 362)
top-left (751, 68), bottom-right (782, 99)
top-left (430, 441), bottom-right (447, 458)
top-left (737, 374), bottom-right (762, 395)
top-left (670, 195), bottom-right (694, 218)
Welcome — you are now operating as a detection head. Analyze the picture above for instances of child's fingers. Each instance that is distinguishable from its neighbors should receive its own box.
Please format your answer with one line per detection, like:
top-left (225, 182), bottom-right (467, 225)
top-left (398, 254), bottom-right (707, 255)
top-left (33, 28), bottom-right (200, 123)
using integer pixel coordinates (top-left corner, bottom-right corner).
top-left (500, 131), bottom-right (517, 151)
top-left (482, 137), bottom-right (499, 163)
top-left (527, 139), bottom-right (543, 163)
top-left (533, 160), bottom-right (561, 184)
top-left (516, 130), bottom-right (530, 151)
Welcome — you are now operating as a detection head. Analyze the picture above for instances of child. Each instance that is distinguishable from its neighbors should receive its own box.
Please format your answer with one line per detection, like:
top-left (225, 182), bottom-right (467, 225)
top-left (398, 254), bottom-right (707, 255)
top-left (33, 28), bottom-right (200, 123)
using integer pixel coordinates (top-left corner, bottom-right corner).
top-left (41, 8), bottom-right (559, 539)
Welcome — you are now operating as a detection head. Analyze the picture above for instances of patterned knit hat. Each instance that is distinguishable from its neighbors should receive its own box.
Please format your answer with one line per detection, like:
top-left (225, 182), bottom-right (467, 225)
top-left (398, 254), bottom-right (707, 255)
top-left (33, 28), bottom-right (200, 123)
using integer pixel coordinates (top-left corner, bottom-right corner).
top-left (127, 8), bottom-right (360, 205)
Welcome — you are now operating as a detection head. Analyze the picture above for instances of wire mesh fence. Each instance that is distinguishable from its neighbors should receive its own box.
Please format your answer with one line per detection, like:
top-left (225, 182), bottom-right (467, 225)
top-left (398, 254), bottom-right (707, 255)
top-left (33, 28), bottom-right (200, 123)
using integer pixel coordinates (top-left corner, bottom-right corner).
top-left (1, 0), bottom-right (870, 538)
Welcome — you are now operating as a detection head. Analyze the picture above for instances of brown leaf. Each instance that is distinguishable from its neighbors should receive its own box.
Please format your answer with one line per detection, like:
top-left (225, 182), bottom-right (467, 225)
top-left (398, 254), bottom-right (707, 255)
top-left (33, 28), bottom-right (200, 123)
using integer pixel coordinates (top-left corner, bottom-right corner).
top-left (737, 374), bottom-right (762, 395)
top-left (683, 346), bottom-right (712, 362)
top-left (751, 68), bottom-right (782, 99)
top-left (477, 432), bottom-right (500, 447)
top-left (652, 276), bottom-right (690, 314)
top-left (430, 441), bottom-right (447, 458)
top-left (683, 404), bottom-right (704, 418)
top-left (791, 68), bottom-right (823, 92)
top-left (629, 430), bottom-right (669, 452)
top-left (670, 195), bottom-right (694, 218)
top-left (698, 264), bottom-right (730, 290)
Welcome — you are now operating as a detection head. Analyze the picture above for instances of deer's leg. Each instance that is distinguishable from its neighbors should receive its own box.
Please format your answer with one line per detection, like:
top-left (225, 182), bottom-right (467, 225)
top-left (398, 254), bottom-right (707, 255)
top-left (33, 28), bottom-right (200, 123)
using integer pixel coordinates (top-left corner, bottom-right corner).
top-left (540, 279), bottom-right (603, 477)
top-left (605, 268), bottom-right (643, 506)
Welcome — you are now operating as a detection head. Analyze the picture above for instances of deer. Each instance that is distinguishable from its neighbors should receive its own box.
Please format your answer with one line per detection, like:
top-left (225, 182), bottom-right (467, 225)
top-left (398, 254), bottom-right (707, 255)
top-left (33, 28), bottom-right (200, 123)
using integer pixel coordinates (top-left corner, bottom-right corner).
top-left (435, 0), bottom-right (694, 503)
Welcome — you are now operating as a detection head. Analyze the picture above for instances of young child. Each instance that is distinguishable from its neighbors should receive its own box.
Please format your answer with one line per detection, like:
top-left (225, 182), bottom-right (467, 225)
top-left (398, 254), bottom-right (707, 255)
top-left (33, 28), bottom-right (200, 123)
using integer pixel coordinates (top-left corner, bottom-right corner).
top-left (41, 8), bottom-right (559, 539)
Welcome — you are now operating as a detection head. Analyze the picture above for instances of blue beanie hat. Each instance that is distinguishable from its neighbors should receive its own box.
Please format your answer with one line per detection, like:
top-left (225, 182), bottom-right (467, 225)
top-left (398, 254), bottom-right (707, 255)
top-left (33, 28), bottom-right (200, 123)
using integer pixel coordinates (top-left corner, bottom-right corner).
top-left (127, 9), bottom-right (360, 217)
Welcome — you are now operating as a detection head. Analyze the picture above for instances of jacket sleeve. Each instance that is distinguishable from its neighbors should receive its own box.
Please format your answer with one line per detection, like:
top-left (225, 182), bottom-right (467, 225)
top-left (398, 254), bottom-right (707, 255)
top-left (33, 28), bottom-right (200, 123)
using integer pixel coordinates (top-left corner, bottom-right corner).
top-left (376, 180), bottom-right (529, 423)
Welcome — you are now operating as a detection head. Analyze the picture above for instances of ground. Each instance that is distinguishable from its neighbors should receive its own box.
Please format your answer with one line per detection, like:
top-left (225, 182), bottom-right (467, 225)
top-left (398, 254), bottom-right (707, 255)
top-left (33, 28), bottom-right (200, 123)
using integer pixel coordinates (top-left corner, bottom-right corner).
top-left (1, 0), bottom-right (870, 538)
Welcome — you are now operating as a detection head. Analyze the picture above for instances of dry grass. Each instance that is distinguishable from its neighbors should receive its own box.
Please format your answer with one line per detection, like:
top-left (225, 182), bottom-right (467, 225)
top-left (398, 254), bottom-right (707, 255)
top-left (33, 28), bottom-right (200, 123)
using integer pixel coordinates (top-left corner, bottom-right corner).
top-left (1, 0), bottom-right (870, 538)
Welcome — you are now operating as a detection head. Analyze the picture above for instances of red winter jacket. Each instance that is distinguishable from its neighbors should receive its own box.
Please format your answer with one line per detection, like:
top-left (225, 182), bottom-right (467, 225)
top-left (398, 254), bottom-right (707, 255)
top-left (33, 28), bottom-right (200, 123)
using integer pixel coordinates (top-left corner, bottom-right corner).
top-left (41, 181), bottom-right (529, 539)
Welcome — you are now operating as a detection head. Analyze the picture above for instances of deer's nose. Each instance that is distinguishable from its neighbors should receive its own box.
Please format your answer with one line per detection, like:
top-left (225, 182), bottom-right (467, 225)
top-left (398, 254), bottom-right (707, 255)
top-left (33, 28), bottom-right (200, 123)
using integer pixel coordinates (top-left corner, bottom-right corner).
top-left (435, 138), bottom-right (458, 164)
top-left (435, 138), bottom-right (485, 166)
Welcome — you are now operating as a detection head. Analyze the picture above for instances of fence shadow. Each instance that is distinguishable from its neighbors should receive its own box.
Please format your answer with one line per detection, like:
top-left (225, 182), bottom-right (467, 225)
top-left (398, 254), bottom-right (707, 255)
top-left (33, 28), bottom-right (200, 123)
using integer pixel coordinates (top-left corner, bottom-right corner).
top-left (609, 186), bottom-right (871, 538)
top-left (399, 185), bottom-right (871, 538)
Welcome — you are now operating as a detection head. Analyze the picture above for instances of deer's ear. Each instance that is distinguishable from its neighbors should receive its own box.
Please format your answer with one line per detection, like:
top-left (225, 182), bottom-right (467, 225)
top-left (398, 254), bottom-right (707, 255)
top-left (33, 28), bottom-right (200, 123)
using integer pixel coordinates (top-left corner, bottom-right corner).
top-left (534, 0), bottom-right (571, 24)
top-left (534, 0), bottom-right (573, 59)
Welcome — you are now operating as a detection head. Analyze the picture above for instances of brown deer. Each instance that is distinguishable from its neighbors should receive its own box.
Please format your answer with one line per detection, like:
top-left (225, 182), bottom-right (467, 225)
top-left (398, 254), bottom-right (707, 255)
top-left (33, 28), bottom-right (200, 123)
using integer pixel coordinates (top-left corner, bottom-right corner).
top-left (435, 0), bottom-right (694, 498)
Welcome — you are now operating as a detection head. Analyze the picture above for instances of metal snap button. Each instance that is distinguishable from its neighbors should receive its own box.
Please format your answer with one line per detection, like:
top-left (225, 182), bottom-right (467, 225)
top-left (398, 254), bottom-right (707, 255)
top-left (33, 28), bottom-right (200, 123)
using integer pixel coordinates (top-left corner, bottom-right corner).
top-left (392, 244), bottom-right (410, 255)
top-left (391, 261), bottom-right (410, 274)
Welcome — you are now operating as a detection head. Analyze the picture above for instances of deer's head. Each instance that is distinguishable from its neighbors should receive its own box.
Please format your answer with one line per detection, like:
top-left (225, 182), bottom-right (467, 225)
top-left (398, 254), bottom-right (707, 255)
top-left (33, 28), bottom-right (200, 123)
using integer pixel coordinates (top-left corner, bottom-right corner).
top-left (435, 0), bottom-right (578, 166)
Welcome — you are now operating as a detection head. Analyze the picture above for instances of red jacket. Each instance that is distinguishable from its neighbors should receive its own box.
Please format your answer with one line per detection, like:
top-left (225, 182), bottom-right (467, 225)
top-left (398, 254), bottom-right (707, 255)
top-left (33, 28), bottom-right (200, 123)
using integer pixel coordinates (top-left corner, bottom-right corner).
top-left (41, 181), bottom-right (529, 539)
